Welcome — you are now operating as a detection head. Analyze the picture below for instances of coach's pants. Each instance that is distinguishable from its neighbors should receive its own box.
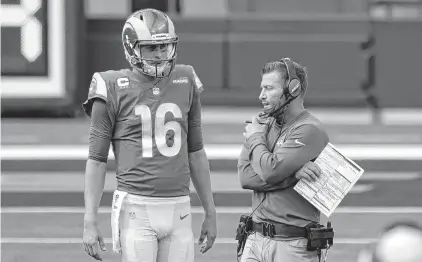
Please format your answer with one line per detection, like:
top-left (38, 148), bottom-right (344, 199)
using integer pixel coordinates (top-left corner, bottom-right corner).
top-left (119, 194), bottom-right (194, 262)
top-left (240, 232), bottom-right (318, 262)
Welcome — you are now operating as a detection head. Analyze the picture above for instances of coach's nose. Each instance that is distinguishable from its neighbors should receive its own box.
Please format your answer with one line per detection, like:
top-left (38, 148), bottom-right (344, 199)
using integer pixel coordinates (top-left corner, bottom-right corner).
top-left (259, 89), bottom-right (266, 101)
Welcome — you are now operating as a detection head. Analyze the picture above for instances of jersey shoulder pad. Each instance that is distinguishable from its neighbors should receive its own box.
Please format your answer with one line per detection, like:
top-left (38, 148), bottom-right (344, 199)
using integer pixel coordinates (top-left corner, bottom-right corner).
top-left (97, 69), bottom-right (133, 93)
top-left (82, 69), bottom-right (130, 116)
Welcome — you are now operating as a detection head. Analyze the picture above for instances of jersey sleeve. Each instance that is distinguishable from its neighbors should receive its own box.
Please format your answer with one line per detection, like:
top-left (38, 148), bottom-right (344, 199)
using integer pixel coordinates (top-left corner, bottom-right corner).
top-left (248, 124), bottom-right (329, 184)
top-left (82, 72), bottom-right (115, 117)
top-left (88, 99), bottom-right (113, 163)
top-left (187, 66), bottom-right (204, 153)
top-left (83, 72), bottom-right (117, 162)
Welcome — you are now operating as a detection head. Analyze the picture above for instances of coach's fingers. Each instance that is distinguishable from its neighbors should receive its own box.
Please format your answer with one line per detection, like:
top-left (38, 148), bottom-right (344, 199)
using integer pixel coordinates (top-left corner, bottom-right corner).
top-left (302, 169), bottom-right (317, 181)
top-left (306, 164), bottom-right (321, 177)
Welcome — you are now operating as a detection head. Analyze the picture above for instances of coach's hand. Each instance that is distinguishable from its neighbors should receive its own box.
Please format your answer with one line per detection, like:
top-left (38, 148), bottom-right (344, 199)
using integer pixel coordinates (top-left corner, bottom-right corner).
top-left (83, 220), bottom-right (106, 261)
top-left (198, 212), bottom-right (217, 253)
top-left (295, 161), bottom-right (322, 182)
top-left (243, 116), bottom-right (266, 139)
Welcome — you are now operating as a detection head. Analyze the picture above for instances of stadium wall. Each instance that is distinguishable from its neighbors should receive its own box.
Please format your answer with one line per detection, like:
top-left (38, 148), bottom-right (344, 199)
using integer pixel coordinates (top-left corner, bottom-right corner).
top-left (3, 8), bottom-right (422, 116)
top-left (84, 16), bottom-right (371, 107)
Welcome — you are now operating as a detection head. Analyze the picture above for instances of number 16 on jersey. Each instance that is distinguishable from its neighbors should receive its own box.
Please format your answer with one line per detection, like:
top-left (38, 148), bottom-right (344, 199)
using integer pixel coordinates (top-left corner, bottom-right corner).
top-left (135, 103), bottom-right (182, 158)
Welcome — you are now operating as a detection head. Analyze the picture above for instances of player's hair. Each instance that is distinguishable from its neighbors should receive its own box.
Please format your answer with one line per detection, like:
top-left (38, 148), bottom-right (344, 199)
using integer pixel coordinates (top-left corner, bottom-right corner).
top-left (261, 60), bottom-right (308, 98)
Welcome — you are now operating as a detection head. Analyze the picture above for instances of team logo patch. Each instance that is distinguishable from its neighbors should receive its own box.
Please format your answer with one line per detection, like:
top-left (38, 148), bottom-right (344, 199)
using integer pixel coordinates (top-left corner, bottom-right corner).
top-left (294, 139), bottom-right (306, 147)
top-left (172, 77), bottom-right (188, 84)
top-left (129, 212), bottom-right (136, 220)
top-left (152, 87), bottom-right (160, 95)
top-left (276, 140), bottom-right (284, 147)
top-left (117, 77), bottom-right (130, 89)
top-left (152, 33), bottom-right (170, 40)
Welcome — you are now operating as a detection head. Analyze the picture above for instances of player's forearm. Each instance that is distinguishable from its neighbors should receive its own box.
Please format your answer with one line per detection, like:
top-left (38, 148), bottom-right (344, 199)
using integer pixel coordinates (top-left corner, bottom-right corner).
top-left (84, 159), bottom-right (107, 223)
top-left (189, 148), bottom-right (216, 215)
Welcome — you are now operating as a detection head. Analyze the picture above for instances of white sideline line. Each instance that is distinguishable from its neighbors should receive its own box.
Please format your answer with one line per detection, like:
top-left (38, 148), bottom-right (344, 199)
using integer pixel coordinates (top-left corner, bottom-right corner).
top-left (2, 144), bottom-right (422, 160)
top-left (3, 206), bottom-right (422, 214)
top-left (0, 237), bottom-right (376, 245)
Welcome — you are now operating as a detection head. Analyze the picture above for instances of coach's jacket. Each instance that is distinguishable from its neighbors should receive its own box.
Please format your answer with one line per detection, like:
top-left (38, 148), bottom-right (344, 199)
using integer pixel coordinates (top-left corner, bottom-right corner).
top-left (238, 110), bottom-right (329, 228)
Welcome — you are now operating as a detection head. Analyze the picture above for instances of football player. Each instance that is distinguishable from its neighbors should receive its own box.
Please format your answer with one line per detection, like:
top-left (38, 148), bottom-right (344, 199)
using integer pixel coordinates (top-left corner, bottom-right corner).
top-left (81, 8), bottom-right (217, 262)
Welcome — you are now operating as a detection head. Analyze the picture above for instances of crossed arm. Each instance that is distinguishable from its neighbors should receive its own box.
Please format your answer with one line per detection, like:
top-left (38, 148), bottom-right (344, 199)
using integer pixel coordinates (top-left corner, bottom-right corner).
top-left (238, 124), bottom-right (329, 192)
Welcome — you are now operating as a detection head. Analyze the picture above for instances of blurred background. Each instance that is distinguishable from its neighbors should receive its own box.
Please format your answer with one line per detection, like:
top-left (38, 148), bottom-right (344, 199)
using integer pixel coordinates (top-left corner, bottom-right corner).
top-left (1, 0), bottom-right (422, 262)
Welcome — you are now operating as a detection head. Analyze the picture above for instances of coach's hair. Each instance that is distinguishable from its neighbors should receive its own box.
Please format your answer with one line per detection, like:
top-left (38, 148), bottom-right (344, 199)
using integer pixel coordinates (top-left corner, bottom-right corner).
top-left (261, 59), bottom-right (308, 98)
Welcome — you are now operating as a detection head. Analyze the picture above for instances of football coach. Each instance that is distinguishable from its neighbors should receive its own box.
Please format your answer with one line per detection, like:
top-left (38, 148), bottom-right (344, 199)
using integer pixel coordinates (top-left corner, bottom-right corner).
top-left (237, 58), bottom-right (330, 262)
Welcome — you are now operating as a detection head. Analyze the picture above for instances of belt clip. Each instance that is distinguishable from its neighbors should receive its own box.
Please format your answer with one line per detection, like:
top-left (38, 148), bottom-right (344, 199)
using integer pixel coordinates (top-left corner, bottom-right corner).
top-left (262, 223), bottom-right (275, 237)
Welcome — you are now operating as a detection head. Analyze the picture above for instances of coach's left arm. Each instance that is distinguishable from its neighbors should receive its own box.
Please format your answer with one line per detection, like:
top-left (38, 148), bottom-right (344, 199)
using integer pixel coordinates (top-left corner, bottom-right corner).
top-left (238, 144), bottom-right (298, 191)
top-left (247, 124), bottom-right (328, 184)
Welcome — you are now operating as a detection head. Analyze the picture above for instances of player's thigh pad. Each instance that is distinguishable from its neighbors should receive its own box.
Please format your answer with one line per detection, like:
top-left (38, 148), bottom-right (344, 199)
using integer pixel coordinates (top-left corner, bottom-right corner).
top-left (119, 202), bottom-right (158, 262)
top-left (157, 200), bottom-right (194, 262)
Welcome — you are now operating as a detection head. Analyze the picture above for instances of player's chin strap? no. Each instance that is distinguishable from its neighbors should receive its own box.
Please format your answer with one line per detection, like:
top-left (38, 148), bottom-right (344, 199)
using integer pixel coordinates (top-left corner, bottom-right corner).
top-left (111, 190), bottom-right (128, 254)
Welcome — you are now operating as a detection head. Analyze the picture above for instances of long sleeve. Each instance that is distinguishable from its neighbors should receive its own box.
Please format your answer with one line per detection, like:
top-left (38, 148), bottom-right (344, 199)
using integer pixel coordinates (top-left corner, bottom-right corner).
top-left (246, 124), bottom-right (329, 184)
top-left (238, 144), bottom-right (299, 192)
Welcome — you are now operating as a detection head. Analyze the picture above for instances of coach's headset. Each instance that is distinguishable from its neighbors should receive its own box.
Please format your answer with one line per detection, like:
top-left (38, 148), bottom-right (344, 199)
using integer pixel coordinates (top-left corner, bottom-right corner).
top-left (278, 57), bottom-right (302, 108)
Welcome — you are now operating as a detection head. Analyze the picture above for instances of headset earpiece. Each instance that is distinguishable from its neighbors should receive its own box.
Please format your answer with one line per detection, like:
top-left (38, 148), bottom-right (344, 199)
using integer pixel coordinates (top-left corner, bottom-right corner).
top-left (280, 57), bottom-right (301, 99)
top-left (289, 79), bottom-right (301, 98)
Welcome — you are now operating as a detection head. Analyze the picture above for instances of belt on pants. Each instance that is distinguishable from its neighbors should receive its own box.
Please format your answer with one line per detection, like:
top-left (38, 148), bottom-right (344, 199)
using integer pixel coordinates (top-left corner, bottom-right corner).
top-left (251, 221), bottom-right (308, 238)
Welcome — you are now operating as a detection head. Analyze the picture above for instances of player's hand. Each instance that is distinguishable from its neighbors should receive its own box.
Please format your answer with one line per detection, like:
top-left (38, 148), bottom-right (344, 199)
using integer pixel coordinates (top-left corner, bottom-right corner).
top-left (243, 116), bottom-right (266, 139)
top-left (83, 220), bottom-right (106, 261)
top-left (198, 212), bottom-right (217, 253)
top-left (295, 161), bottom-right (322, 182)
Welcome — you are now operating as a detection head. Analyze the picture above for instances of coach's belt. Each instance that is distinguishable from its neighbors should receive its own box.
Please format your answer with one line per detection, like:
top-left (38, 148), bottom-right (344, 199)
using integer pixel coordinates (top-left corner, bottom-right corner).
top-left (111, 190), bottom-right (128, 254)
top-left (251, 221), bottom-right (307, 238)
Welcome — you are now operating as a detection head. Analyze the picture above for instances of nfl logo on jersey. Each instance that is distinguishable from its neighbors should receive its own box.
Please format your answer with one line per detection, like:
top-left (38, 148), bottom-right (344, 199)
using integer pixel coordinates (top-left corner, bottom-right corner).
top-left (152, 87), bottom-right (160, 95)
